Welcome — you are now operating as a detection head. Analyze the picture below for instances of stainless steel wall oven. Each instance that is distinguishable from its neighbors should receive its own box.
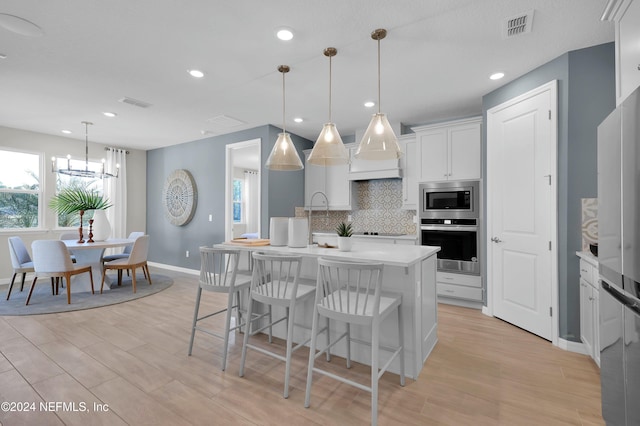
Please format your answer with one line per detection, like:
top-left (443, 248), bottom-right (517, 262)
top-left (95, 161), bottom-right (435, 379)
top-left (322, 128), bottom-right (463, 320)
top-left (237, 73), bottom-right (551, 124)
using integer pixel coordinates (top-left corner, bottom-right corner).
top-left (419, 180), bottom-right (480, 275)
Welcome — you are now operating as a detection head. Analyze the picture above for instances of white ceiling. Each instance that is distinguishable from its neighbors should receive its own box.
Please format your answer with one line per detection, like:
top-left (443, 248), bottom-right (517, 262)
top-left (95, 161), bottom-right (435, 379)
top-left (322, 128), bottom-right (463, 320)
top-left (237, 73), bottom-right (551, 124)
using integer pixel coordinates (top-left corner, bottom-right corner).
top-left (0, 0), bottom-right (614, 151)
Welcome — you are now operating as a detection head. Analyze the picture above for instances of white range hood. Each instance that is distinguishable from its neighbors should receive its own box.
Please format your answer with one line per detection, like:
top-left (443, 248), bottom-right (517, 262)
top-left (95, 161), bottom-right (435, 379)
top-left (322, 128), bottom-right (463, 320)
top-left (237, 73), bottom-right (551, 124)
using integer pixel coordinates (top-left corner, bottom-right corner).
top-left (347, 122), bottom-right (403, 181)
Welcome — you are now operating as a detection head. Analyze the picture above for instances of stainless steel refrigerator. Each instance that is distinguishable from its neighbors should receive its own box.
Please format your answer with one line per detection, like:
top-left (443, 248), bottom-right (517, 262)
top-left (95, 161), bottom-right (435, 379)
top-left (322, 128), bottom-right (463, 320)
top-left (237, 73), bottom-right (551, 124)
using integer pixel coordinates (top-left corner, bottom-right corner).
top-left (598, 85), bottom-right (640, 426)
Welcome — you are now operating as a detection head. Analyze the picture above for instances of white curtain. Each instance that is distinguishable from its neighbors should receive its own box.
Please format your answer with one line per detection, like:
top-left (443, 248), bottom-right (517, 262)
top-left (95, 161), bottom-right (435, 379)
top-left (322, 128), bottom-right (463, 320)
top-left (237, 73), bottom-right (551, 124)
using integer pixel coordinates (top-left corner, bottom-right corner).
top-left (244, 170), bottom-right (259, 234)
top-left (105, 148), bottom-right (127, 239)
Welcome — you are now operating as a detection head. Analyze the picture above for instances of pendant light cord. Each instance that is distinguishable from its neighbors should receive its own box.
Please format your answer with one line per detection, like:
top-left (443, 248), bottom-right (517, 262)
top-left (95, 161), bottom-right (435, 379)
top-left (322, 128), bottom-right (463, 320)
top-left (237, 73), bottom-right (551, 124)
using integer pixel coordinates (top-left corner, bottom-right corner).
top-left (82, 121), bottom-right (92, 172)
top-left (328, 53), bottom-right (333, 123)
top-left (282, 70), bottom-right (286, 133)
top-left (377, 37), bottom-right (381, 114)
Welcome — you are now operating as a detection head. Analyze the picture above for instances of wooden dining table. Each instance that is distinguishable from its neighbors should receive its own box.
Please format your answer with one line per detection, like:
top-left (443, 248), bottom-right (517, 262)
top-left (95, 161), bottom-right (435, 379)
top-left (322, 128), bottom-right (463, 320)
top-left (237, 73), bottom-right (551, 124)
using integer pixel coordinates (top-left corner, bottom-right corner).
top-left (62, 238), bottom-right (134, 292)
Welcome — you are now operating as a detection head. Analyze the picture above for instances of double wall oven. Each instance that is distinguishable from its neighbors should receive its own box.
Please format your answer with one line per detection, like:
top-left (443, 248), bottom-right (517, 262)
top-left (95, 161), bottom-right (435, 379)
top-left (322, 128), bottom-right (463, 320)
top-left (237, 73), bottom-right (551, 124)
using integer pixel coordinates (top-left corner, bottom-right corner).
top-left (419, 180), bottom-right (480, 275)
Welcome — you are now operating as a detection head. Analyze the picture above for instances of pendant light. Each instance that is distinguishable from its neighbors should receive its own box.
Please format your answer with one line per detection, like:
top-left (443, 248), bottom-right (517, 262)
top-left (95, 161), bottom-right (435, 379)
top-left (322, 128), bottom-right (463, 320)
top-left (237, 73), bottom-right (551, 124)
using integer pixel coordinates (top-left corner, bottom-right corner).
top-left (51, 121), bottom-right (119, 178)
top-left (355, 28), bottom-right (402, 160)
top-left (265, 65), bottom-right (304, 171)
top-left (307, 47), bottom-right (349, 166)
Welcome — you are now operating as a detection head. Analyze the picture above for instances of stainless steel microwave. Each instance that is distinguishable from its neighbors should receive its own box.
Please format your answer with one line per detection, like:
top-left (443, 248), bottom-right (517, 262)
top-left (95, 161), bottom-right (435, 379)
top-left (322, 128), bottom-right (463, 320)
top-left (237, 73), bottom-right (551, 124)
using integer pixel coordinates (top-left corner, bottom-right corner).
top-left (419, 180), bottom-right (480, 219)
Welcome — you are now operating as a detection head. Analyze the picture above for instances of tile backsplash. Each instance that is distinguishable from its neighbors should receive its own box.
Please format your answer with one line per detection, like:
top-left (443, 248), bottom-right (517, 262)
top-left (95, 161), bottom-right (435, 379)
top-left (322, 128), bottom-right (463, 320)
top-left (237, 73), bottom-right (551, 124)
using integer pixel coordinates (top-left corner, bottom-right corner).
top-left (296, 179), bottom-right (417, 235)
top-left (581, 198), bottom-right (598, 250)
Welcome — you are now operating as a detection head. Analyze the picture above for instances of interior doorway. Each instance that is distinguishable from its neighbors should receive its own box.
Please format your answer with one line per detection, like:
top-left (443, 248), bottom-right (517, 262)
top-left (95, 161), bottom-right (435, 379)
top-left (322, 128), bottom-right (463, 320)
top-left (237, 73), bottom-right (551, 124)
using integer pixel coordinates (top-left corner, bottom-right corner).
top-left (225, 139), bottom-right (261, 242)
top-left (486, 80), bottom-right (558, 344)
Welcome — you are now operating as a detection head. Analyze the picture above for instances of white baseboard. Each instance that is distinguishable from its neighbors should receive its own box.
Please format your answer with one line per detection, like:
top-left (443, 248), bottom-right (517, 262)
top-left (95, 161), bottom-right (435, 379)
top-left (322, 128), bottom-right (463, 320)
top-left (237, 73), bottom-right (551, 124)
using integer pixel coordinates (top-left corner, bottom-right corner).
top-left (147, 261), bottom-right (199, 276)
top-left (557, 338), bottom-right (589, 355)
top-left (481, 305), bottom-right (491, 317)
top-left (437, 296), bottom-right (483, 310)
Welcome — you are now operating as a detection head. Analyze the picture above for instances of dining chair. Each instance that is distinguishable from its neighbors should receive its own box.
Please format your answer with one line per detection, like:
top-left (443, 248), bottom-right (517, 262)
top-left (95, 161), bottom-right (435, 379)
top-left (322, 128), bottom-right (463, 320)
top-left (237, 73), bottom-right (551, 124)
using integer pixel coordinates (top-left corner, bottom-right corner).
top-left (188, 247), bottom-right (253, 371)
top-left (28, 240), bottom-right (94, 305)
top-left (6, 236), bottom-right (35, 300)
top-left (59, 231), bottom-right (84, 263)
top-left (304, 258), bottom-right (405, 426)
top-left (102, 231), bottom-right (145, 277)
top-left (101, 235), bottom-right (151, 293)
top-left (239, 252), bottom-right (317, 399)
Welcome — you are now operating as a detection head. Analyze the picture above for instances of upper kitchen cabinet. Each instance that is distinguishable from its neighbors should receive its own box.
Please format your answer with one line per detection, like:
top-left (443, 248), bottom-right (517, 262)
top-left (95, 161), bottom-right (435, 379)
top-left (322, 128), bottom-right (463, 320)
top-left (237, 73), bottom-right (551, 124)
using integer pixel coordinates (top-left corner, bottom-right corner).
top-left (398, 134), bottom-right (418, 210)
top-left (604, 0), bottom-right (640, 105)
top-left (304, 149), bottom-right (354, 210)
top-left (412, 117), bottom-right (482, 182)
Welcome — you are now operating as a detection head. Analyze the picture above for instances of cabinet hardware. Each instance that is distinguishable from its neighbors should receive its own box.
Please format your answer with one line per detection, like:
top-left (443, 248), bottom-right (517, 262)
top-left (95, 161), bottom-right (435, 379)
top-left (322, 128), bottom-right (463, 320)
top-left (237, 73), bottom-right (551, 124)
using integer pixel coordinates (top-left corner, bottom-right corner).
top-left (491, 237), bottom-right (503, 243)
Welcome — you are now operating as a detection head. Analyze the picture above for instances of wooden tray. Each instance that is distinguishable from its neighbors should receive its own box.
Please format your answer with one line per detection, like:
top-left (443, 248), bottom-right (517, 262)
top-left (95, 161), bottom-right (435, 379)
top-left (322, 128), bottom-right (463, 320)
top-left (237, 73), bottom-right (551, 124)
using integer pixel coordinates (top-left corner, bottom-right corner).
top-left (228, 238), bottom-right (270, 246)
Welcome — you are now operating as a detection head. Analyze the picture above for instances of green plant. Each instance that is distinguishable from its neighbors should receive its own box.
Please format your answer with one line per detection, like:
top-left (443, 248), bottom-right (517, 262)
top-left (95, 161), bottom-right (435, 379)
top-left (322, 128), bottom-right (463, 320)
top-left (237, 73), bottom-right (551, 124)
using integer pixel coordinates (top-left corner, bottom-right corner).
top-left (335, 221), bottom-right (353, 237)
top-left (48, 185), bottom-right (112, 215)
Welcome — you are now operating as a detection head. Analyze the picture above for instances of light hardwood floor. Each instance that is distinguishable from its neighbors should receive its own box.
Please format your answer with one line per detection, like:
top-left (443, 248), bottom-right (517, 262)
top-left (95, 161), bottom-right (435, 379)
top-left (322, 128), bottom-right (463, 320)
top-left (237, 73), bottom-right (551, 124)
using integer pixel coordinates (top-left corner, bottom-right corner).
top-left (0, 268), bottom-right (604, 425)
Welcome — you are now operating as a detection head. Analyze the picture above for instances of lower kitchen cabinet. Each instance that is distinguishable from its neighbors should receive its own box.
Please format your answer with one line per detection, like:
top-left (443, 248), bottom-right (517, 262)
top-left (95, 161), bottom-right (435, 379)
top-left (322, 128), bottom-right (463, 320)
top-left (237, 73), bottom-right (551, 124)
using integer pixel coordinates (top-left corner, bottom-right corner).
top-left (436, 271), bottom-right (482, 302)
top-left (578, 252), bottom-right (600, 366)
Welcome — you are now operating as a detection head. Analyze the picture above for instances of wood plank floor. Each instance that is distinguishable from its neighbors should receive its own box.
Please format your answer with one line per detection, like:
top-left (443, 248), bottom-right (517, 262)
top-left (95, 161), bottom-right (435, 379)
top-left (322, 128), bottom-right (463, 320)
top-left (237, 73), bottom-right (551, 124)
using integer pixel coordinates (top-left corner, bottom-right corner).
top-left (0, 268), bottom-right (604, 425)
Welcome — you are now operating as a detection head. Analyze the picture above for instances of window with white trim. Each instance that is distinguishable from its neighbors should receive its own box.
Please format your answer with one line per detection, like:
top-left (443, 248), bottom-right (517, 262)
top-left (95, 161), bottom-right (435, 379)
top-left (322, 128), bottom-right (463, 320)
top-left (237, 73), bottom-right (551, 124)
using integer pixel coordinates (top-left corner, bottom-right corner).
top-left (0, 149), bottom-right (41, 229)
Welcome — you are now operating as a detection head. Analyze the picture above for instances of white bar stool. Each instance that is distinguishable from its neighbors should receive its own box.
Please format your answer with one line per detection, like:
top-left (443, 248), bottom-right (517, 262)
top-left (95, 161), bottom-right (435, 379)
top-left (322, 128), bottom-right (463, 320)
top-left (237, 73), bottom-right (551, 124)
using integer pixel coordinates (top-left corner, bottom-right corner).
top-left (239, 252), bottom-right (317, 398)
top-left (304, 257), bottom-right (405, 426)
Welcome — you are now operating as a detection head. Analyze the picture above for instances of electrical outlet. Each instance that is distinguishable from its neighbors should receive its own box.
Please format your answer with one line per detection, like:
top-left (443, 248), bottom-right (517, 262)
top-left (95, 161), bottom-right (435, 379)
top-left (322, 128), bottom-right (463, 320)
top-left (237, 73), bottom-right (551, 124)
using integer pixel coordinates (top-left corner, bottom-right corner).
top-left (347, 214), bottom-right (352, 222)
top-left (186, 250), bottom-right (189, 258)
top-left (208, 214), bottom-right (213, 222)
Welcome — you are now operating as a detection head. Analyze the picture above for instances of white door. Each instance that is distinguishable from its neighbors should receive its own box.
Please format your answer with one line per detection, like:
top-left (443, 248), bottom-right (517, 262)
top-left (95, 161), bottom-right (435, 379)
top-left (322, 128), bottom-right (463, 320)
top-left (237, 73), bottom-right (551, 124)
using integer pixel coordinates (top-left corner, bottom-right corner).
top-left (487, 81), bottom-right (557, 342)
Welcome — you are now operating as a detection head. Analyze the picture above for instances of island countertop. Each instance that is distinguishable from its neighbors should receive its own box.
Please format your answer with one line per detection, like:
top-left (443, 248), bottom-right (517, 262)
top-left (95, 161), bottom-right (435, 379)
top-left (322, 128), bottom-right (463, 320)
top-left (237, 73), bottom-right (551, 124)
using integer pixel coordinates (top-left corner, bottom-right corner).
top-left (220, 241), bottom-right (440, 267)
top-left (216, 240), bottom-right (440, 379)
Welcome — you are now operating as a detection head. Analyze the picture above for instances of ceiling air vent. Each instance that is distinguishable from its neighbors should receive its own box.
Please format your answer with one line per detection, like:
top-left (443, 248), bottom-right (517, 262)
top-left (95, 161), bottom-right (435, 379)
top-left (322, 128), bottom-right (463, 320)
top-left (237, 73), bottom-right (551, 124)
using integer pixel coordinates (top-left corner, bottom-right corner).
top-left (503, 10), bottom-right (534, 38)
top-left (118, 97), bottom-right (152, 108)
top-left (205, 114), bottom-right (245, 129)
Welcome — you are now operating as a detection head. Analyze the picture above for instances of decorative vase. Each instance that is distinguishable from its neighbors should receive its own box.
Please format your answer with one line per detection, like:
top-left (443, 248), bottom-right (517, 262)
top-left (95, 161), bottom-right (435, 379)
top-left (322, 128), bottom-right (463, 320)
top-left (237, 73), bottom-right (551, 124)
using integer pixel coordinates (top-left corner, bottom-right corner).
top-left (338, 236), bottom-right (352, 252)
top-left (91, 209), bottom-right (111, 241)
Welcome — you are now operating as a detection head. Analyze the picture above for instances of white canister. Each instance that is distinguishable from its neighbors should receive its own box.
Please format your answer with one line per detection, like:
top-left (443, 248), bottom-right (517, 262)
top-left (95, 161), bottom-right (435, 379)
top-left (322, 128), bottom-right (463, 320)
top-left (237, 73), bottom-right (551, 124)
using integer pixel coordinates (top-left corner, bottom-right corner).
top-left (269, 217), bottom-right (289, 246)
top-left (288, 217), bottom-right (309, 248)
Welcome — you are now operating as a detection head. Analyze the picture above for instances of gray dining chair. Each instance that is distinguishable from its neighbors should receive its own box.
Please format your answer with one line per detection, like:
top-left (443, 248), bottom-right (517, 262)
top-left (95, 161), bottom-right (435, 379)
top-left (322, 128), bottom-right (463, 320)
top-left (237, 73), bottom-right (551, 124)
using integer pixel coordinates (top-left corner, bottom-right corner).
top-left (7, 236), bottom-right (35, 300)
top-left (28, 240), bottom-right (94, 305)
top-left (102, 231), bottom-right (144, 277)
top-left (101, 235), bottom-right (151, 293)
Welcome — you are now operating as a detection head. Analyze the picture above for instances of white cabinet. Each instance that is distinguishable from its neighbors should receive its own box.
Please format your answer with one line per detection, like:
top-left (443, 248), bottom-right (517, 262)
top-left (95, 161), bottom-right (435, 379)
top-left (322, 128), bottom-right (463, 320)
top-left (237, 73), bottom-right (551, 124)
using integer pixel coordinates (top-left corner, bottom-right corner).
top-left (578, 253), bottom-right (600, 367)
top-left (304, 150), bottom-right (354, 210)
top-left (604, 0), bottom-right (640, 105)
top-left (398, 134), bottom-right (418, 210)
top-left (436, 272), bottom-right (482, 302)
top-left (412, 117), bottom-right (481, 182)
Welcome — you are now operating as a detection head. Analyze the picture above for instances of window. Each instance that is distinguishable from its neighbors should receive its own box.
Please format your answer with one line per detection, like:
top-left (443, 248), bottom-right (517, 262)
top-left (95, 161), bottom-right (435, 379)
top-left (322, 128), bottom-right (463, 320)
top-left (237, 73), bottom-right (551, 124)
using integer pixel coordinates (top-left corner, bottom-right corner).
top-left (233, 178), bottom-right (242, 223)
top-left (53, 157), bottom-right (104, 227)
top-left (0, 149), bottom-right (41, 229)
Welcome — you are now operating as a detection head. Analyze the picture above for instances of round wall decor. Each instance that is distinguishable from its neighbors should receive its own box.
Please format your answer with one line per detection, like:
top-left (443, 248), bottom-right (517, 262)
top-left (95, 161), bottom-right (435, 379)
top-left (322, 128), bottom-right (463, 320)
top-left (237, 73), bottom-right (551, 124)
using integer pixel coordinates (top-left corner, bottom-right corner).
top-left (163, 169), bottom-right (197, 226)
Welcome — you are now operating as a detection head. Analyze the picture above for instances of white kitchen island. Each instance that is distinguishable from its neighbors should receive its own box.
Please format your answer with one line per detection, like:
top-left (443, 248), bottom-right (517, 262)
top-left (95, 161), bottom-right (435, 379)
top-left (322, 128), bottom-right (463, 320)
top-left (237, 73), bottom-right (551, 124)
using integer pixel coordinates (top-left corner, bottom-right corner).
top-left (218, 241), bottom-right (440, 379)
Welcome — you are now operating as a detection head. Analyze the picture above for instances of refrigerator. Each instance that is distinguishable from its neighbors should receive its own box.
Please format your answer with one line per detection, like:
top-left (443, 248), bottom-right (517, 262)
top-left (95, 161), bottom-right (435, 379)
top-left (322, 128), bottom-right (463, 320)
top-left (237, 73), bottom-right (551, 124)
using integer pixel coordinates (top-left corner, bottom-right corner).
top-left (598, 85), bottom-right (640, 426)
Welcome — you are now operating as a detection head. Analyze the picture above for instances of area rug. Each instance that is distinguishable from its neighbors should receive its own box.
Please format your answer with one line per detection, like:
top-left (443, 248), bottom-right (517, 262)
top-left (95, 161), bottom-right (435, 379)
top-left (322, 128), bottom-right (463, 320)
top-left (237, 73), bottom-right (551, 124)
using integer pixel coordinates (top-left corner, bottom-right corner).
top-left (0, 273), bottom-right (173, 316)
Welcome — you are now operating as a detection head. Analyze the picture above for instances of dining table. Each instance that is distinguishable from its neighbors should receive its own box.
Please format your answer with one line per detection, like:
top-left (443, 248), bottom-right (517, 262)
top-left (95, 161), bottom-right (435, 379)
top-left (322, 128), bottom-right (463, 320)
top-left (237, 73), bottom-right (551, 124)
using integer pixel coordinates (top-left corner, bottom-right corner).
top-left (62, 238), bottom-right (134, 292)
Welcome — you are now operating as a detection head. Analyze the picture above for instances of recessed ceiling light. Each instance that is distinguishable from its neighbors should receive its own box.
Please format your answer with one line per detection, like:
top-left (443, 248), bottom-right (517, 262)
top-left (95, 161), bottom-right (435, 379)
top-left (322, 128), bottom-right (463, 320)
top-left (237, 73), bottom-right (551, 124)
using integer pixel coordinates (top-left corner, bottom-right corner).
top-left (276, 28), bottom-right (294, 41)
top-left (294, 117), bottom-right (303, 123)
top-left (364, 101), bottom-right (375, 108)
top-left (490, 72), bottom-right (505, 80)
top-left (0, 53), bottom-right (6, 59)
top-left (103, 112), bottom-right (117, 118)
top-left (61, 129), bottom-right (72, 134)
top-left (0, 14), bottom-right (44, 37)
top-left (188, 69), bottom-right (204, 78)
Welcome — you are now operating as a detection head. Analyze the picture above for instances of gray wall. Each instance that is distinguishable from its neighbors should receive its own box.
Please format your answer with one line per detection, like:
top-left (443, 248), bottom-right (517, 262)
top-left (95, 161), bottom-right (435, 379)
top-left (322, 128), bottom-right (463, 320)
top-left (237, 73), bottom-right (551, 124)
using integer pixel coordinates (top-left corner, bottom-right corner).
top-left (146, 125), bottom-right (311, 270)
top-left (482, 42), bottom-right (615, 341)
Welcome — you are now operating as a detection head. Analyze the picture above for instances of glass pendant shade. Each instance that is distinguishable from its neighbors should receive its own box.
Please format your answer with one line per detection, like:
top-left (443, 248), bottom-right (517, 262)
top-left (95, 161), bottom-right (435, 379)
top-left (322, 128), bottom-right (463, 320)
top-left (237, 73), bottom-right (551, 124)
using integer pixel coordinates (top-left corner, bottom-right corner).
top-left (355, 112), bottom-right (401, 160)
top-left (265, 132), bottom-right (303, 170)
top-left (307, 123), bottom-right (349, 166)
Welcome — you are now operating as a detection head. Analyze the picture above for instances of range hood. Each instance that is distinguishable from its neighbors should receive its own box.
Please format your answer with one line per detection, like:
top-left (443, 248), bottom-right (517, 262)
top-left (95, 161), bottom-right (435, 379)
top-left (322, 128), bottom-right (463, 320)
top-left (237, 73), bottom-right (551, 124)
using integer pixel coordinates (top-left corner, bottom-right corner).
top-left (347, 156), bottom-right (402, 180)
top-left (347, 124), bottom-right (403, 180)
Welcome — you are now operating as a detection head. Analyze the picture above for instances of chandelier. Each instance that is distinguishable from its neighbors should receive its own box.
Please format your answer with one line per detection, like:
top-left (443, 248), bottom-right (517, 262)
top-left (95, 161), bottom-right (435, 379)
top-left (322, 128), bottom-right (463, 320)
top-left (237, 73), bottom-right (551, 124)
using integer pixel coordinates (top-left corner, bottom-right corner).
top-left (52, 121), bottom-right (119, 178)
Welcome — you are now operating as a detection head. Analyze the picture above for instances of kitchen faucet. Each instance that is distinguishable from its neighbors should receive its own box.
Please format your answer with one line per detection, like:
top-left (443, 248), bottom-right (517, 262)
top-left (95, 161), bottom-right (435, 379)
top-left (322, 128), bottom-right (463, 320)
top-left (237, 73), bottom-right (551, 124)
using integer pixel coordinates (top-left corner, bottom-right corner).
top-left (308, 191), bottom-right (329, 246)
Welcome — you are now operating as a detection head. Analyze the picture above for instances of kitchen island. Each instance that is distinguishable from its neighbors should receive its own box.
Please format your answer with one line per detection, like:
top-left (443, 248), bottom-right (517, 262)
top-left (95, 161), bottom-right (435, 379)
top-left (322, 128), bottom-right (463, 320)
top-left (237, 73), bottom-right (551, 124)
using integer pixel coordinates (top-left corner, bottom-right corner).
top-left (218, 241), bottom-right (440, 379)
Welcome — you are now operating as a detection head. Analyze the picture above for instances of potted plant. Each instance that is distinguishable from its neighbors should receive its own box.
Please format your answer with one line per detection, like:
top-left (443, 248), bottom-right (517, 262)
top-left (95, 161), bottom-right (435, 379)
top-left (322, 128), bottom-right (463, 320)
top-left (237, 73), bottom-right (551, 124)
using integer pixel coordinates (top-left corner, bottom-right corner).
top-left (336, 221), bottom-right (353, 252)
top-left (49, 185), bottom-right (112, 243)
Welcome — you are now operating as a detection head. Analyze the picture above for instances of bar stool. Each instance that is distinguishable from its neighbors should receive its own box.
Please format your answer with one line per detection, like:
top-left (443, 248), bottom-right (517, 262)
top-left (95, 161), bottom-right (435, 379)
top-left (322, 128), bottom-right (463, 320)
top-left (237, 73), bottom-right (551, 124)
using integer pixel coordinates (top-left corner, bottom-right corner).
top-left (304, 257), bottom-right (405, 426)
top-left (188, 247), bottom-right (252, 371)
top-left (239, 252), bottom-right (317, 398)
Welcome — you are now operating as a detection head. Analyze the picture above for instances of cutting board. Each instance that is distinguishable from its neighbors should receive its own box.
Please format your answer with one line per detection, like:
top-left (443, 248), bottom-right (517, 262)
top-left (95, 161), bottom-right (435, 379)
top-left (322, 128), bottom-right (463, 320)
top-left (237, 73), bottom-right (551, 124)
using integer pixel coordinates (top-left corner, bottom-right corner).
top-left (228, 238), bottom-right (270, 246)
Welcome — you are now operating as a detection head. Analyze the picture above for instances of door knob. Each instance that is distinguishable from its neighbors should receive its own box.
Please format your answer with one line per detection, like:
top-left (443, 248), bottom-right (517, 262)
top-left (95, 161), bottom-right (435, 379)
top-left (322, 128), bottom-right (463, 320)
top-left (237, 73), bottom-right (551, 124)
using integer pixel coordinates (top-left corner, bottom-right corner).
top-left (491, 237), bottom-right (503, 243)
